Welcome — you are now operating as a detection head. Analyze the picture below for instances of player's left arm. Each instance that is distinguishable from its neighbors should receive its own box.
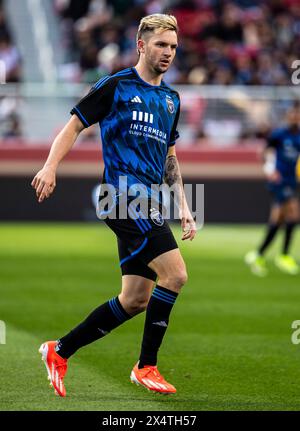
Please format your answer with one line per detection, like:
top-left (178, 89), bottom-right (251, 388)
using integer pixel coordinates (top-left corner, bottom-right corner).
top-left (164, 145), bottom-right (197, 241)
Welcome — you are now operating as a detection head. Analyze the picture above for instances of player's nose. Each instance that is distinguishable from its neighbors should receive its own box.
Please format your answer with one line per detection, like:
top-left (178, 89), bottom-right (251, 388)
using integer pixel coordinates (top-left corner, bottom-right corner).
top-left (163, 47), bottom-right (172, 57)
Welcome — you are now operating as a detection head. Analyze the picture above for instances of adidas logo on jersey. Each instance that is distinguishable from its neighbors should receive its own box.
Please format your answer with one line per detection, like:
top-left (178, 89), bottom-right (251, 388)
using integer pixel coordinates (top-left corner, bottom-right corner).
top-left (131, 96), bottom-right (142, 103)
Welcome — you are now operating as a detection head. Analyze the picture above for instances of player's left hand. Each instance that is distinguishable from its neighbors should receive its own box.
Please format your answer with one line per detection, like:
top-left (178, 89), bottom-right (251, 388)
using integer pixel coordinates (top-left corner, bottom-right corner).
top-left (180, 207), bottom-right (197, 241)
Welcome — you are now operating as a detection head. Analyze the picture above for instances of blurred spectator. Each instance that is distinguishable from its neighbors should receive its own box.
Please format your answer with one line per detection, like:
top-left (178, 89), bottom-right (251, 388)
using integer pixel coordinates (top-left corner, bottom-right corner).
top-left (0, 1), bottom-right (21, 83)
top-left (2, 111), bottom-right (22, 139)
top-left (0, 2), bottom-right (10, 41)
top-left (0, 96), bottom-right (22, 140)
top-left (53, 0), bottom-right (300, 86)
top-left (0, 34), bottom-right (21, 83)
top-left (0, 0), bottom-right (22, 139)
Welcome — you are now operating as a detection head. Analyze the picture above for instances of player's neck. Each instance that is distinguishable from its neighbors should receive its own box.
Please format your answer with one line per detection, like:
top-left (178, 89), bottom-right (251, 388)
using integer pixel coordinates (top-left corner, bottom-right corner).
top-left (134, 63), bottom-right (163, 86)
top-left (289, 124), bottom-right (300, 134)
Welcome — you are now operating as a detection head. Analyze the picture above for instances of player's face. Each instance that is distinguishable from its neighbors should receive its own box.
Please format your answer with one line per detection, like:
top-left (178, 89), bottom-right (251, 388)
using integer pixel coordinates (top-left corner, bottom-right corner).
top-left (287, 109), bottom-right (300, 127)
top-left (141, 30), bottom-right (178, 75)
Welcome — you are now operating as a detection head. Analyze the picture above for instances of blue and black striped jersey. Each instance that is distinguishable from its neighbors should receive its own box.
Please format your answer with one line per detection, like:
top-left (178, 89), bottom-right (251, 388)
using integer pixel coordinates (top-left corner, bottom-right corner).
top-left (267, 127), bottom-right (300, 182)
top-left (71, 67), bottom-right (180, 194)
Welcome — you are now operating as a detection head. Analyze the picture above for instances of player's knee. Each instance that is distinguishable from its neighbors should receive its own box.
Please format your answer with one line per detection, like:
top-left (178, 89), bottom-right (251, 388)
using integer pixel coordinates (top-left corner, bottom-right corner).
top-left (160, 269), bottom-right (188, 291)
top-left (175, 269), bottom-right (188, 288)
top-left (121, 295), bottom-right (149, 315)
top-left (129, 298), bottom-right (149, 315)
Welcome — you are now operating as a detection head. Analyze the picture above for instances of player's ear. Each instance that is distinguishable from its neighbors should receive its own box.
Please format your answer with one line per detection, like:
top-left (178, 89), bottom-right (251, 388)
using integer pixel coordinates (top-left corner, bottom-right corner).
top-left (137, 39), bottom-right (146, 54)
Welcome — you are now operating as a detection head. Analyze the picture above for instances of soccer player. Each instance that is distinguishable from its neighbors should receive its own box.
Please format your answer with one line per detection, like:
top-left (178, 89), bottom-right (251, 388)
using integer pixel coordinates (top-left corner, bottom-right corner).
top-left (31, 14), bottom-right (197, 397)
top-left (245, 103), bottom-right (300, 276)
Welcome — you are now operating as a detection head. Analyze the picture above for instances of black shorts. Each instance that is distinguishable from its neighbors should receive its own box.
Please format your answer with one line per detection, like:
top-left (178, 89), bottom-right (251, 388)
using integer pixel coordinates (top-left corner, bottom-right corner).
top-left (102, 199), bottom-right (178, 282)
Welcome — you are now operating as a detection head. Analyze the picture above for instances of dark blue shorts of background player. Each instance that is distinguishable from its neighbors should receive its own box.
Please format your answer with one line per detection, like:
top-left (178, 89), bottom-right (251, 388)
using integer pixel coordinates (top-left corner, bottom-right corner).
top-left (267, 180), bottom-right (298, 205)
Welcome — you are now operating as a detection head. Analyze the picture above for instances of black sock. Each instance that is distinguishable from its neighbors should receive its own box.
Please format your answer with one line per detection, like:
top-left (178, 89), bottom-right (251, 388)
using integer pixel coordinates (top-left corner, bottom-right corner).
top-left (283, 222), bottom-right (296, 254)
top-left (258, 224), bottom-right (280, 255)
top-left (138, 285), bottom-right (178, 369)
top-left (56, 296), bottom-right (131, 359)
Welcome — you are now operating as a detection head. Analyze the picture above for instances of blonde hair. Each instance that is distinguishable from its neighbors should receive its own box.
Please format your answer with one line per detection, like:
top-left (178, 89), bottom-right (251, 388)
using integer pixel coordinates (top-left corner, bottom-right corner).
top-left (136, 14), bottom-right (178, 48)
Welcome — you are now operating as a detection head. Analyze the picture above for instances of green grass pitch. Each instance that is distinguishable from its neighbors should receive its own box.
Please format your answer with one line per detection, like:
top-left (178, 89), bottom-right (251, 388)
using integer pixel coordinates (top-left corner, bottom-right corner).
top-left (0, 223), bottom-right (300, 411)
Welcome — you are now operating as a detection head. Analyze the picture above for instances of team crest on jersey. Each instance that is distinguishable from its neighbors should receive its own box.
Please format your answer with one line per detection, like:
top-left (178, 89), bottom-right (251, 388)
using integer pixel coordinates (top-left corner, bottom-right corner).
top-left (166, 95), bottom-right (175, 114)
top-left (150, 208), bottom-right (164, 226)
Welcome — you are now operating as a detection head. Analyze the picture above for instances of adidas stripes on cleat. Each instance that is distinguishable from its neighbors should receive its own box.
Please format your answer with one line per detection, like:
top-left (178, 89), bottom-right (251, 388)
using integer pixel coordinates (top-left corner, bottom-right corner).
top-left (39, 341), bottom-right (68, 397)
top-left (130, 363), bottom-right (176, 394)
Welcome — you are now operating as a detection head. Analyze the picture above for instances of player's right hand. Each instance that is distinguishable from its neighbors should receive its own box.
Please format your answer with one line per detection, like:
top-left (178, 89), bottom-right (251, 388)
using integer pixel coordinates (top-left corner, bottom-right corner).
top-left (266, 170), bottom-right (281, 183)
top-left (31, 166), bottom-right (56, 203)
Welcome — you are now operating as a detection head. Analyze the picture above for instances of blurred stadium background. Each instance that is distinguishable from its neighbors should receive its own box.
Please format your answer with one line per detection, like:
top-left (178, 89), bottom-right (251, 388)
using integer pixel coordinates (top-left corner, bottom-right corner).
top-left (1, 0), bottom-right (300, 411)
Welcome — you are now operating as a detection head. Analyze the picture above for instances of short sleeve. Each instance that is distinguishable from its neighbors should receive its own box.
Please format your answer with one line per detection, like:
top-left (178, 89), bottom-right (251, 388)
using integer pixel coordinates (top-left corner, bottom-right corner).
top-left (169, 98), bottom-right (180, 147)
top-left (70, 77), bottom-right (117, 127)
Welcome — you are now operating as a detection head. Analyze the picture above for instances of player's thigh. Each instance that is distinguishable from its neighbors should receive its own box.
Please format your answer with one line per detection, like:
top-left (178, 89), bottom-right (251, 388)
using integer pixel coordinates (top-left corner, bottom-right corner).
top-left (283, 197), bottom-right (300, 221)
top-left (269, 203), bottom-right (284, 224)
top-left (117, 236), bottom-right (157, 283)
top-left (147, 248), bottom-right (188, 292)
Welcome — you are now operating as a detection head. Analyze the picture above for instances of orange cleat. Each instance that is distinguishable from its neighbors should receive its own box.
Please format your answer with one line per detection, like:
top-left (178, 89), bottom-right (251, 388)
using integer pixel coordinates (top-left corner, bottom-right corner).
top-left (39, 341), bottom-right (68, 397)
top-left (130, 363), bottom-right (176, 394)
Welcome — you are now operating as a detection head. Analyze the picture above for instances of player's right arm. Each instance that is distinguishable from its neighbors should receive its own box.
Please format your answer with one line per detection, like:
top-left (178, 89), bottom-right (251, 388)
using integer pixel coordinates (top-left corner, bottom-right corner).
top-left (31, 114), bottom-right (84, 203)
top-left (32, 75), bottom-right (117, 203)
top-left (263, 131), bottom-right (281, 183)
